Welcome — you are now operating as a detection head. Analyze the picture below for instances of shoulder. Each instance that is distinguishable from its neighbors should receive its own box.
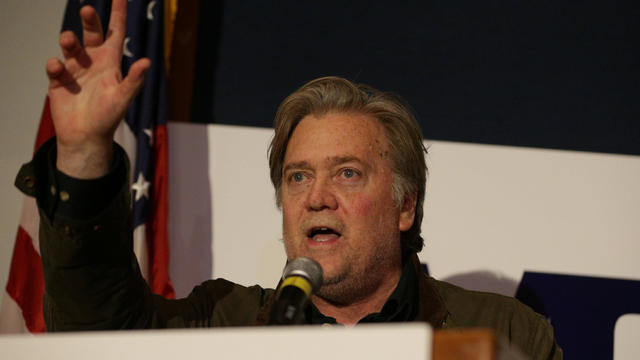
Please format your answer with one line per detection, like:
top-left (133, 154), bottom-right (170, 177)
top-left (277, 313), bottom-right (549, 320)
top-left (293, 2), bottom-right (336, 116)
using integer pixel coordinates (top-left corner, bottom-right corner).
top-left (432, 278), bottom-right (527, 327)
top-left (431, 278), bottom-right (562, 359)
top-left (196, 278), bottom-right (276, 326)
top-left (158, 278), bottom-right (276, 327)
top-left (196, 278), bottom-right (275, 305)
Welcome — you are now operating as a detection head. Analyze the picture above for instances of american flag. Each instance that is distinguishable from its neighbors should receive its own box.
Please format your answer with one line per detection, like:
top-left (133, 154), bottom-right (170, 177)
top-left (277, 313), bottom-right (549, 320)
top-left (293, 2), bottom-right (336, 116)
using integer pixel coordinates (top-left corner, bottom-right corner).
top-left (0, 0), bottom-right (174, 333)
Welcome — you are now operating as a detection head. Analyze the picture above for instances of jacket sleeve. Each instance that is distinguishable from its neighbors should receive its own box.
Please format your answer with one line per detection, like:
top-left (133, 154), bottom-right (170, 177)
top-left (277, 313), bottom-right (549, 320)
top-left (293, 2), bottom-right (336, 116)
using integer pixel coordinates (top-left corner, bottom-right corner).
top-left (14, 138), bottom-right (159, 330)
top-left (38, 177), bottom-right (158, 330)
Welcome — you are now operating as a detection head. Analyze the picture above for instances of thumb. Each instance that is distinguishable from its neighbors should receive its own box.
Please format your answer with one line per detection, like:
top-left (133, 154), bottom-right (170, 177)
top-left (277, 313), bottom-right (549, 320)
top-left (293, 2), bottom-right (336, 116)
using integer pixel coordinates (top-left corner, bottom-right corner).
top-left (119, 57), bottom-right (151, 101)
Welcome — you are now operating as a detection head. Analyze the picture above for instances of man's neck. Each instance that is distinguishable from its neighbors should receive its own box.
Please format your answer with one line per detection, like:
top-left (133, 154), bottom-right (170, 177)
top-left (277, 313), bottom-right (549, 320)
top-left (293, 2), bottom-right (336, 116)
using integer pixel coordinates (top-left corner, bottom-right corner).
top-left (310, 267), bottom-right (403, 326)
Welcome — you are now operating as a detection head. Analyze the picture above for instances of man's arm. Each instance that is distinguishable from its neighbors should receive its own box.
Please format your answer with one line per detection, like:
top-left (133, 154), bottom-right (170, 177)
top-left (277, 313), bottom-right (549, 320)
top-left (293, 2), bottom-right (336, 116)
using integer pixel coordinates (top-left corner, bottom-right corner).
top-left (33, 0), bottom-right (150, 330)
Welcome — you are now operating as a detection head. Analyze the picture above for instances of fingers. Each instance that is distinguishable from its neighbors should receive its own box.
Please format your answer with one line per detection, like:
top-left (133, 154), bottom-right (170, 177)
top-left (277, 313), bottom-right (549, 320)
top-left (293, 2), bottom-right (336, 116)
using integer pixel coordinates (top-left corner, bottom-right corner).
top-left (46, 58), bottom-right (80, 93)
top-left (46, 58), bottom-right (65, 81)
top-left (59, 31), bottom-right (82, 59)
top-left (105, 0), bottom-right (128, 55)
top-left (80, 5), bottom-right (104, 47)
top-left (119, 58), bottom-right (151, 100)
top-left (59, 31), bottom-right (92, 68)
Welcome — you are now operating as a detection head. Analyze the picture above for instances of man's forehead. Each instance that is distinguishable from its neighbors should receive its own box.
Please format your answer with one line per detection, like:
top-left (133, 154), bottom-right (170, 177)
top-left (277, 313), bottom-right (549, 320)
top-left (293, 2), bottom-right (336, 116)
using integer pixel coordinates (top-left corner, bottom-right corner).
top-left (289, 113), bottom-right (388, 146)
top-left (283, 155), bottom-right (366, 172)
top-left (283, 112), bottom-right (390, 169)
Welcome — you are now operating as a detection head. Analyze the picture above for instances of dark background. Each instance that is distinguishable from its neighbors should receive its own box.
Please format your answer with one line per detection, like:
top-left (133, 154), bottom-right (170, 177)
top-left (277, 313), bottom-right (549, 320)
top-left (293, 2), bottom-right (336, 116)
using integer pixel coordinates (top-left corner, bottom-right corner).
top-left (191, 0), bottom-right (639, 155)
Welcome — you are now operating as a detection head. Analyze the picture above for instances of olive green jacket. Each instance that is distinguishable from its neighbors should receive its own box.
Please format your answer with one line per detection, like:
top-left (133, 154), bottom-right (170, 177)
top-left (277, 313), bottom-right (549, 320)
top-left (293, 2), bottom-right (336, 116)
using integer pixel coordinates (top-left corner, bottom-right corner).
top-left (16, 140), bottom-right (561, 360)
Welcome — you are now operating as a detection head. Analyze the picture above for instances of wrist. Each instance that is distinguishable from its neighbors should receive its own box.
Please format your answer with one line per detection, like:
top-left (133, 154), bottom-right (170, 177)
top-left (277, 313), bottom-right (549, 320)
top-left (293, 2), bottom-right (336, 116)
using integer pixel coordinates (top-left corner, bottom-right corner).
top-left (56, 139), bottom-right (114, 179)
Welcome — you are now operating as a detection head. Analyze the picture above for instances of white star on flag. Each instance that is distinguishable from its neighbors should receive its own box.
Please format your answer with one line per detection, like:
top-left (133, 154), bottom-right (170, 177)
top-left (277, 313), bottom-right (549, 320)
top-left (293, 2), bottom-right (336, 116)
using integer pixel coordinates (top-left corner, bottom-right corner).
top-left (143, 128), bottom-right (154, 146)
top-left (147, 1), bottom-right (156, 20)
top-left (132, 172), bottom-right (151, 201)
top-left (123, 37), bottom-right (133, 57)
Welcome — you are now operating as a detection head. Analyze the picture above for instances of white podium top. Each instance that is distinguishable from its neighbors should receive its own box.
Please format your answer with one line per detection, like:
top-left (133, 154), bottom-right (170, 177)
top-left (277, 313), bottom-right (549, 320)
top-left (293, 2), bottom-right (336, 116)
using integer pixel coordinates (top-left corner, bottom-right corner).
top-left (0, 323), bottom-right (432, 360)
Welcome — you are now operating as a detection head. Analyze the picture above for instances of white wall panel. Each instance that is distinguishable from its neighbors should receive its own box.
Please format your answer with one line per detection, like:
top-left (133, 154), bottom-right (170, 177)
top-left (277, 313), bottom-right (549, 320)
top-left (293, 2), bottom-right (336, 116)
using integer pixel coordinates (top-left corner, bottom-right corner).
top-left (422, 141), bottom-right (640, 295)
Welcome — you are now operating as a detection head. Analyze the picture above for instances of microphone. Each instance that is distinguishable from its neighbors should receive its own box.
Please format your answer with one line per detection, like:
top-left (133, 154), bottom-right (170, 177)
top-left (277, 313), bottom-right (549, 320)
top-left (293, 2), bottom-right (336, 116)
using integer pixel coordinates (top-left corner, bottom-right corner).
top-left (267, 257), bottom-right (323, 325)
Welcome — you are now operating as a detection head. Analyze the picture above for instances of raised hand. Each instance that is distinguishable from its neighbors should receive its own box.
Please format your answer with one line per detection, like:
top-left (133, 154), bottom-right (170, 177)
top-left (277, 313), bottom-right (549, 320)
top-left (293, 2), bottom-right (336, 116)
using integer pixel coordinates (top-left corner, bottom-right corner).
top-left (46, 0), bottom-right (149, 179)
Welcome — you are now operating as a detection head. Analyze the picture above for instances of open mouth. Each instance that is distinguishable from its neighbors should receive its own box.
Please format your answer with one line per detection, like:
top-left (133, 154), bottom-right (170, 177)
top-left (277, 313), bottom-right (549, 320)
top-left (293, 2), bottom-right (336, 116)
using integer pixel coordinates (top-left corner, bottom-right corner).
top-left (307, 227), bottom-right (342, 242)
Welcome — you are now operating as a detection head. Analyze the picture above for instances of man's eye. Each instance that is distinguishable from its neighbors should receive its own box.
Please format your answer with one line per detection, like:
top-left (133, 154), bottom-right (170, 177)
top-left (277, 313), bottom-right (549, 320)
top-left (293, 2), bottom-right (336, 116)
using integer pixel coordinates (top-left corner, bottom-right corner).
top-left (342, 169), bottom-right (355, 178)
top-left (292, 172), bottom-right (305, 182)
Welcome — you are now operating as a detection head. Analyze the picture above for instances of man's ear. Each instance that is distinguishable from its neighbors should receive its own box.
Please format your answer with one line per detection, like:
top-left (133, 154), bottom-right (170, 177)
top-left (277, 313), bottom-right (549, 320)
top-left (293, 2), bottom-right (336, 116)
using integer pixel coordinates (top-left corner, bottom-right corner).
top-left (398, 192), bottom-right (417, 232)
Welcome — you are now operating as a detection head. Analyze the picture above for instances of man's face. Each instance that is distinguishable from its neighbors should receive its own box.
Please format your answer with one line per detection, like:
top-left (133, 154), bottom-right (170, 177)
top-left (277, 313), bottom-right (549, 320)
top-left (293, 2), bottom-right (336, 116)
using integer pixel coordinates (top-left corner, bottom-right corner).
top-left (281, 112), bottom-right (415, 303)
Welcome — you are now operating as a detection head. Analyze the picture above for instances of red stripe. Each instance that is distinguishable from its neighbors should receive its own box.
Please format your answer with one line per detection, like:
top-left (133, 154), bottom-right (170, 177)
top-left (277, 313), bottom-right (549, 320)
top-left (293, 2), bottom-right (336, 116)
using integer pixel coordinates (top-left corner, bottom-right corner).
top-left (5, 227), bottom-right (46, 333)
top-left (147, 124), bottom-right (175, 298)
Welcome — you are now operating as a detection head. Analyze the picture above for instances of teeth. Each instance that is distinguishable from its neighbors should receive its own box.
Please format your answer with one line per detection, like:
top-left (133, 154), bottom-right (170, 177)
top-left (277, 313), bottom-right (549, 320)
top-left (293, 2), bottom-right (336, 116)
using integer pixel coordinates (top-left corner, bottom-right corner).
top-left (308, 226), bottom-right (339, 240)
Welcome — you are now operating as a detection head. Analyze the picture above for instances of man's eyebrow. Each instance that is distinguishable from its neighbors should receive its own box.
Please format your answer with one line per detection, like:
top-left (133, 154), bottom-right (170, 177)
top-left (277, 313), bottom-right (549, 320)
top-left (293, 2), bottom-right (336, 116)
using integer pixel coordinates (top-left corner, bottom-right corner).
top-left (283, 161), bottom-right (312, 174)
top-left (283, 156), bottom-right (364, 172)
top-left (327, 156), bottom-right (363, 167)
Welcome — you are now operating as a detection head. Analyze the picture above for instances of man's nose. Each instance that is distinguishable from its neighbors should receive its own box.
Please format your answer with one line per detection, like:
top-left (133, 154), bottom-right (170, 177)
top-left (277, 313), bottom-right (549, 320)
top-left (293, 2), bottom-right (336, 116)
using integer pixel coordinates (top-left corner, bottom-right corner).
top-left (306, 177), bottom-right (338, 211)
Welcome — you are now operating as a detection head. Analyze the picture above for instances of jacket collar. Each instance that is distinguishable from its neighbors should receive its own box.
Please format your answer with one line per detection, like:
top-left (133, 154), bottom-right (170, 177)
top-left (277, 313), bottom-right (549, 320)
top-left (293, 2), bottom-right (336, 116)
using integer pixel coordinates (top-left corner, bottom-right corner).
top-left (255, 253), bottom-right (450, 327)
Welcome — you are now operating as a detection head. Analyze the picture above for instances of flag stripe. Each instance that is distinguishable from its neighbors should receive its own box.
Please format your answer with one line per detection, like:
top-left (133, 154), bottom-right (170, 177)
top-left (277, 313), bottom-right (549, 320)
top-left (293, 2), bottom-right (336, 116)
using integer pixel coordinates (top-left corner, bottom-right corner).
top-left (5, 227), bottom-right (45, 333)
top-left (19, 197), bottom-right (41, 256)
top-left (133, 225), bottom-right (150, 282)
top-left (148, 124), bottom-right (173, 297)
top-left (114, 121), bottom-right (138, 186)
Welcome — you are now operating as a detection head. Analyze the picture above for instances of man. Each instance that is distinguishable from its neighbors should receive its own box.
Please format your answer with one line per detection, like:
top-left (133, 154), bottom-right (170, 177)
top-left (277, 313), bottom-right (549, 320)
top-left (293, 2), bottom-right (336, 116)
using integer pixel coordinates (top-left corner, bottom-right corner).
top-left (16, 1), bottom-right (561, 358)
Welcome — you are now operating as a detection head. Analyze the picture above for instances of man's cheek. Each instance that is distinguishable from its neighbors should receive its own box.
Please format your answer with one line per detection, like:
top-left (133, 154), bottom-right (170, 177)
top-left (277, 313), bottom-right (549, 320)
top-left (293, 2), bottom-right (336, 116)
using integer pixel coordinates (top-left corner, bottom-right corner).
top-left (348, 196), bottom-right (375, 218)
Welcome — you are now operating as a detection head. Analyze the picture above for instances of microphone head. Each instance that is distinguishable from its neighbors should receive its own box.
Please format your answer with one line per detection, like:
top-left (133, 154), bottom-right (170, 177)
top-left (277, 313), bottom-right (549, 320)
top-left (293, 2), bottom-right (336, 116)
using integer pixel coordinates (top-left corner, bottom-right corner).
top-left (282, 257), bottom-right (323, 292)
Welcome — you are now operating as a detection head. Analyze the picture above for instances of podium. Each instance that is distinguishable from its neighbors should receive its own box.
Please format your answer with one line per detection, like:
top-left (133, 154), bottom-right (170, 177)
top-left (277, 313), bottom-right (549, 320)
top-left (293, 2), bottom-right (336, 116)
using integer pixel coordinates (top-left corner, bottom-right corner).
top-left (0, 324), bottom-right (430, 360)
top-left (0, 325), bottom-right (524, 359)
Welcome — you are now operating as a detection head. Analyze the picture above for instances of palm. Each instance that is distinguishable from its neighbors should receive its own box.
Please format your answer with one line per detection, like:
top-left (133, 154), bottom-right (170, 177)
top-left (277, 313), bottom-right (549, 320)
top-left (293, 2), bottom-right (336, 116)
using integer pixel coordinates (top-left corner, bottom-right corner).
top-left (50, 42), bottom-right (124, 145)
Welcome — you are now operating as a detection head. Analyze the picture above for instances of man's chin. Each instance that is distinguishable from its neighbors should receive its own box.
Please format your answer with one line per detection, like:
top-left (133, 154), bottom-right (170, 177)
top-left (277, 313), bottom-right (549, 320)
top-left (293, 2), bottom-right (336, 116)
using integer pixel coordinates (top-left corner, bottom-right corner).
top-left (315, 262), bottom-right (350, 287)
top-left (315, 275), bottom-right (361, 305)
